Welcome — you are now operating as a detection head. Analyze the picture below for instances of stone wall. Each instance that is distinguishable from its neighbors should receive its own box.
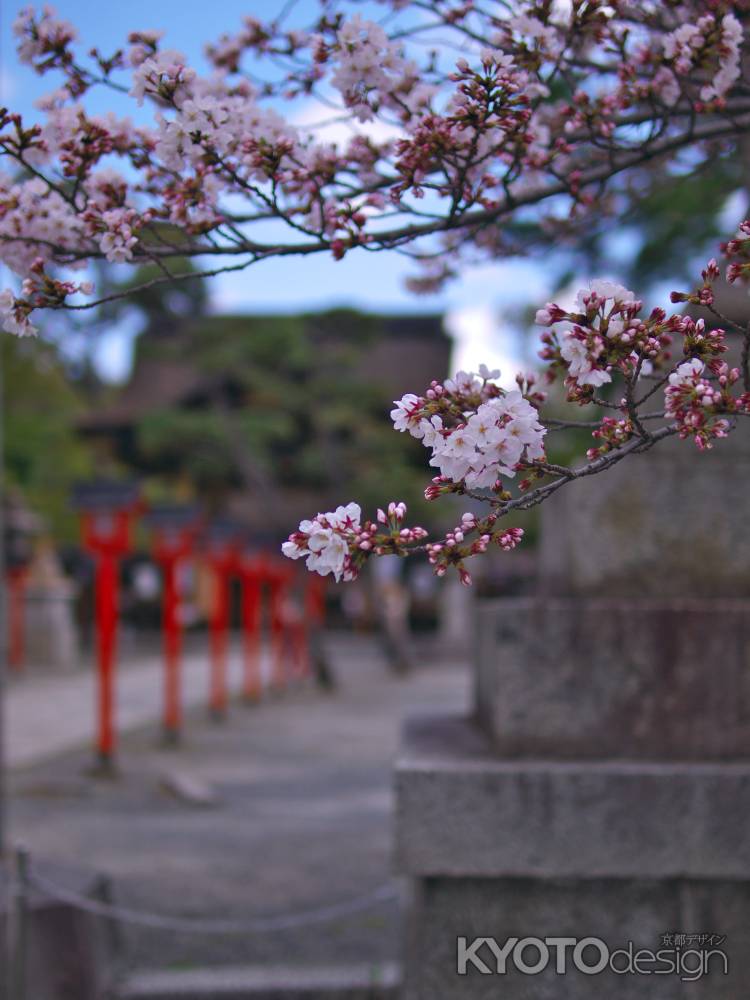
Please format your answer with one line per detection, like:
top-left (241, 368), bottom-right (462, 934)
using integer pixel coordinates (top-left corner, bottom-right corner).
top-left (475, 597), bottom-right (750, 758)
top-left (395, 298), bottom-right (750, 998)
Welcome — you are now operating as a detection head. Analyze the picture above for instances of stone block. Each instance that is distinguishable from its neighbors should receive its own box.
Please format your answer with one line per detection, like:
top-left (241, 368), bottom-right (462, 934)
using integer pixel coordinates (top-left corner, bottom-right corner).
top-left (402, 876), bottom-right (744, 1000)
top-left (395, 715), bottom-right (749, 999)
top-left (395, 715), bottom-right (750, 879)
top-left (0, 861), bottom-right (116, 1000)
top-left (537, 433), bottom-right (750, 598)
top-left (117, 962), bottom-right (402, 999)
top-left (475, 597), bottom-right (750, 759)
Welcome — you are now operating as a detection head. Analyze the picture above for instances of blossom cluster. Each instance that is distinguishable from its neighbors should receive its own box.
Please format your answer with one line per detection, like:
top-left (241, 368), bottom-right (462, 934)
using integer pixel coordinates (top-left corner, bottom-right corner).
top-left (326, 15), bottom-right (429, 123)
top-left (662, 13), bottom-right (743, 104)
top-left (536, 280), bottom-right (675, 398)
top-left (284, 224), bottom-right (750, 585)
top-left (282, 501), bottom-right (428, 582)
top-left (425, 514), bottom-right (524, 586)
top-left (665, 358), bottom-right (750, 450)
top-left (0, 255), bottom-right (92, 336)
top-left (586, 417), bottom-right (635, 461)
top-left (725, 221), bottom-right (750, 285)
top-left (13, 4), bottom-right (76, 69)
top-left (535, 273), bottom-right (740, 405)
top-left (284, 366), bottom-right (545, 583)
top-left (3, 4), bottom-right (750, 585)
top-left (0, 3), bottom-right (747, 333)
top-left (670, 259), bottom-right (721, 308)
top-left (282, 502), bottom-right (363, 582)
top-left (391, 367), bottom-right (546, 490)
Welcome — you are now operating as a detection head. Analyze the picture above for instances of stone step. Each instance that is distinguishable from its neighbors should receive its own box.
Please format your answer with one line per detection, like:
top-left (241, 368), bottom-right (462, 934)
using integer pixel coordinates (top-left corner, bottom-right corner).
top-left (116, 963), bottom-right (401, 1000)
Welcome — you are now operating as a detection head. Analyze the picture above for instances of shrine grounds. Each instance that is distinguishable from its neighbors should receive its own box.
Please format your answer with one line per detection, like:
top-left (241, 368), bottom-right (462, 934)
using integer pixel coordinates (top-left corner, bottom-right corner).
top-left (5, 632), bottom-right (468, 979)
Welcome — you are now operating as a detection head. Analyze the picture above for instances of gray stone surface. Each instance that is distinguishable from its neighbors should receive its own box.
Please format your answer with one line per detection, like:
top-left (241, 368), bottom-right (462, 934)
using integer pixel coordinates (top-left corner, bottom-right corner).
top-left (118, 962), bottom-right (401, 999)
top-left (395, 715), bottom-right (750, 878)
top-left (395, 716), bottom-right (749, 999)
top-left (475, 597), bottom-right (750, 758)
top-left (24, 584), bottom-right (79, 671)
top-left (8, 634), bottom-right (469, 976)
top-left (0, 860), bottom-right (116, 1000)
top-left (403, 876), bottom-right (744, 999)
top-left (537, 432), bottom-right (750, 598)
top-left (396, 304), bottom-right (750, 998)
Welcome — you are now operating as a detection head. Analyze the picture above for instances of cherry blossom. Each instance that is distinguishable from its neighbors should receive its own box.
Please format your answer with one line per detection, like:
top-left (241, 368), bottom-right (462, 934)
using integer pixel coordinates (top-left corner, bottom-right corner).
top-left (96, 209), bottom-right (139, 263)
top-left (287, 222), bottom-right (750, 582)
top-left (665, 358), bottom-right (749, 450)
top-left (663, 13), bottom-right (743, 103)
top-left (725, 221), bottom-right (750, 285)
top-left (391, 369), bottom-right (547, 488)
top-left (13, 4), bottom-right (76, 67)
top-left (1, 2), bottom-right (748, 327)
top-left (283, 503), bottom-right (363, 582)
top-left (2, 3), bottom-right (750, 582)
top-left (0, 289), bottom-right (36, 336)
top-left (283, 501), bottom-right (428, 581)
top-left (327, 15), bottom-right (422, 123)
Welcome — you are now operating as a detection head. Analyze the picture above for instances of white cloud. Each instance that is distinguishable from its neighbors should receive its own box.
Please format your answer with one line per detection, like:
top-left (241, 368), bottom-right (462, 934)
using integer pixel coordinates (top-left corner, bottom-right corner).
top-left (445, 304), bottom-right (526, 387)
top-left (290, 99), bottom-right (401, 150)
top-left (720, 188), bottom-right (749, 231)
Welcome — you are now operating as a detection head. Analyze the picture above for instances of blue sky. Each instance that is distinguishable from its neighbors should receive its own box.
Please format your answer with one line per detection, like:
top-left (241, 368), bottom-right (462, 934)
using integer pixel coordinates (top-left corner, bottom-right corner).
top-left (1, 1), bottom-right (552, 380)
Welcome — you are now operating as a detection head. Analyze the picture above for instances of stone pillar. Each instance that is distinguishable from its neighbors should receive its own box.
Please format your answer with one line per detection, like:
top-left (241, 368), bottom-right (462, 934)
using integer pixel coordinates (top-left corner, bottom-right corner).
top-left (0, 860), bottom-right (116, 1000)
top-left (24, 539), bottom-right (79, 670)
top-left (395, 427), bottom-right (750, 996)
top-left (437, 573), bottom-right (474, 655)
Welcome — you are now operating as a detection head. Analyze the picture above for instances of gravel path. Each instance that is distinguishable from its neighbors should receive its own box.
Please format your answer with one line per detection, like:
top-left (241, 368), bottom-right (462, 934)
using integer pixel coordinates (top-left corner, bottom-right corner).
top-left (7, 632), bottom-right (468, 975)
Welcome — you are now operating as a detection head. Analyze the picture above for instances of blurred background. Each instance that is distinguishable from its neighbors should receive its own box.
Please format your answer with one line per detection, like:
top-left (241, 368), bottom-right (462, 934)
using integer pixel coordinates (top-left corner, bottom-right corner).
top-left (1, 3), bottom-right (749, 999)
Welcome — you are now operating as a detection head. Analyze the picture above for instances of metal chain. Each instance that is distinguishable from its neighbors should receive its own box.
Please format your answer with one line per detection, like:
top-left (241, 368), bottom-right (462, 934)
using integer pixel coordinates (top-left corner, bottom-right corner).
top-left (26, 865), bottom-right (399, 935)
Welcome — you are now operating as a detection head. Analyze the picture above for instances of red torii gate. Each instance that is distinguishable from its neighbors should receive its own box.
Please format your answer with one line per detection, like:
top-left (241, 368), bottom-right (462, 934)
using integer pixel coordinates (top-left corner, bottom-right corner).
top-left (258, 551), bottom-right (321, 690)
top-left (72, 480), bottom-right (141, 770)
top-left (231, 539), bottom-right (324, 703)
top-left (237, 550), bottom-right (304, 697)
top-left (144, 504), bottom-right (202, 744)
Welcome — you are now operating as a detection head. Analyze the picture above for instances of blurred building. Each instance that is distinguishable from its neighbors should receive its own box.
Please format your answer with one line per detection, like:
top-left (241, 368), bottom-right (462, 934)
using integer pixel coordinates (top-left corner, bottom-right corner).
top-left (77, 310), bottom-right (452, 535)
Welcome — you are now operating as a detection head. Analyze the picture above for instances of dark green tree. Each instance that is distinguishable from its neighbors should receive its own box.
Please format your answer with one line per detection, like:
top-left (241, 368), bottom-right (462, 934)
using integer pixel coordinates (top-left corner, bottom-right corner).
top-left (3, 334), bottom-right (93, 541)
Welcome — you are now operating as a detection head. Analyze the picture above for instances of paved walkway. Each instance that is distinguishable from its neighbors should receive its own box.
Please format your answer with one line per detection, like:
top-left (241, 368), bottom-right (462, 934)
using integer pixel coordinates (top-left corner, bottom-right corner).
top-left (6, 638), bottom-right (274, 769)
top-left (6, 632), bottom-right (469, 974)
